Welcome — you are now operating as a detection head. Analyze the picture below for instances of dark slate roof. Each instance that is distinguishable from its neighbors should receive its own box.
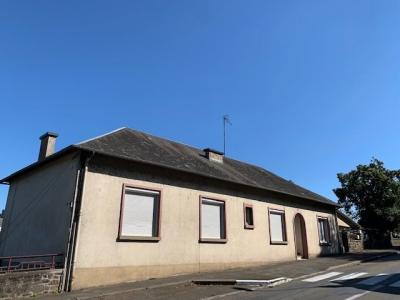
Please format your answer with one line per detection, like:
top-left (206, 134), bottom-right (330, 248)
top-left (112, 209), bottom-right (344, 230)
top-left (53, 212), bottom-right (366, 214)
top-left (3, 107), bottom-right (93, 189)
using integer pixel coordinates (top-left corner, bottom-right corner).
top-left (74, 128), bottom-right (338, 207)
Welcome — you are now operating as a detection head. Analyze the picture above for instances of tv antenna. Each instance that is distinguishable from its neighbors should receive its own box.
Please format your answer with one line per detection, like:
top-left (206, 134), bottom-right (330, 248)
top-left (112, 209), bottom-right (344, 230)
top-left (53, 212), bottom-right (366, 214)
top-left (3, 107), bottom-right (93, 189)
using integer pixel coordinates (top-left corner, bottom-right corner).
top-left (223, 115), bottom-right (232, 154)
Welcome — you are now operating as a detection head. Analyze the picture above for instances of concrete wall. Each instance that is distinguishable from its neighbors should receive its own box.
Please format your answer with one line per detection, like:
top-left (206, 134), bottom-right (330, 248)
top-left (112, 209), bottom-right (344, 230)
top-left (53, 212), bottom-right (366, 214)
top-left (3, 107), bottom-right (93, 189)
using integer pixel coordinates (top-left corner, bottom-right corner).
top-left (72, 157), bottom-right (339, 289)
top-left (0, 153), bottom-right (81, 257)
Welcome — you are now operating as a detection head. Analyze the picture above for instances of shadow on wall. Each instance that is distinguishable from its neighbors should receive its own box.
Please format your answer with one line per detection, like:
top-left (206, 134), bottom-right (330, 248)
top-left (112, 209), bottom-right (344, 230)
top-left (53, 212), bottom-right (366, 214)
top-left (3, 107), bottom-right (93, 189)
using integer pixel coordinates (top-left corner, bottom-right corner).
top-left (318, 246), bottom-right (337, 257)
top-left (315, 217), bottom-right (339, 257)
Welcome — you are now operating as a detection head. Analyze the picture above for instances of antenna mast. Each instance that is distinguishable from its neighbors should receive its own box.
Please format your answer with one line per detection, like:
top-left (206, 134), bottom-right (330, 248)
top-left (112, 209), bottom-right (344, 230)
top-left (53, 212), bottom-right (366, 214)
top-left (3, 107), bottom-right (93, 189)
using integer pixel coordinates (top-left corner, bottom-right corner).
top-left (223, 115), bottom-right (232, 154)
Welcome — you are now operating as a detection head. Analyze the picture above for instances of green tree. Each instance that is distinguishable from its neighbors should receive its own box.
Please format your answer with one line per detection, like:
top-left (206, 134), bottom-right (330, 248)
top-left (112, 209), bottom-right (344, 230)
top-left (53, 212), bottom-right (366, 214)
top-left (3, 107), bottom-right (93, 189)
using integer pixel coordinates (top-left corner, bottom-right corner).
top-left (333, 158), bottom-right (400, 233)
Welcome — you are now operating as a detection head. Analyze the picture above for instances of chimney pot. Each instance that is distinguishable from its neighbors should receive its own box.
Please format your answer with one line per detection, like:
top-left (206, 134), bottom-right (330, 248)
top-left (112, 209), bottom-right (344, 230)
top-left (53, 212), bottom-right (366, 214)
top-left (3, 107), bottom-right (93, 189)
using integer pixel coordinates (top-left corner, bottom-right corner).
top-left (38, 132), bottom-right (58, 161)
top-left (203, 148), bottom-right (224, 163)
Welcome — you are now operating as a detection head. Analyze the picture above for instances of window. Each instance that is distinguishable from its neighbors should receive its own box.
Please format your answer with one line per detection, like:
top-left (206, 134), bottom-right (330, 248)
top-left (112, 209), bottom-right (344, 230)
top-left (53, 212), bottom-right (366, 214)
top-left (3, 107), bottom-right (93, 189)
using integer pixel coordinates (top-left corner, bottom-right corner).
top-left (118, 186), bottom-right (161, 241)
top-left (317, 217), bottom-right (331, 245)
top-left (200, 197), bottom-right (227, 243)
top-left (268, 209), bottom-right (287, 244)
top-left (243, 204), bottom-right (254, 229)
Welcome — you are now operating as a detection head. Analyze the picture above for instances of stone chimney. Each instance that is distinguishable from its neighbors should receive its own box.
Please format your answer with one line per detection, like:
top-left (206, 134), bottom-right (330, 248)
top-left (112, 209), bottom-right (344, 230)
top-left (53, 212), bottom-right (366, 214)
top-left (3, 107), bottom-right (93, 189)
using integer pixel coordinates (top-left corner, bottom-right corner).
top-left (203, 148), bottom-right (224, 163)
top-left (38, 132), bottom-right (58, 161)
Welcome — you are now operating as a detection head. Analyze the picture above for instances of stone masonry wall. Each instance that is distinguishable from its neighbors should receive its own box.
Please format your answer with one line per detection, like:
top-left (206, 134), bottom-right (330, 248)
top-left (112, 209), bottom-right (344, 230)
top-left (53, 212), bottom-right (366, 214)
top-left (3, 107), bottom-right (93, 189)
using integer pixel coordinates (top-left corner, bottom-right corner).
top-left (0, 269), bottom-right (62, 299)
top-left (347, 231), bottom-right (364, 253)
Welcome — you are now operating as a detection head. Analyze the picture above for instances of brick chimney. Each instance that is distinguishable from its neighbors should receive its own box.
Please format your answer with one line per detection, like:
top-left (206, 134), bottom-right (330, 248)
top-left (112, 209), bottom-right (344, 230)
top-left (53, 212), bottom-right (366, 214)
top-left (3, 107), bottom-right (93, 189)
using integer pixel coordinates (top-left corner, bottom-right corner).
top-left (203, 148), bottom-right (224, 163)
top-left (38, 132), bottom-right (58, 161)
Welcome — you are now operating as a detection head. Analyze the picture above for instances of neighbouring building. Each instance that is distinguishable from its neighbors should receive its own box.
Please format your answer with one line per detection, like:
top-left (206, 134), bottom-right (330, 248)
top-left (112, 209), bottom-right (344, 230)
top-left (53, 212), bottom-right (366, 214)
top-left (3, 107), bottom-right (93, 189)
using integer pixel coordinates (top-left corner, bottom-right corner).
top-left (0, 128), bottom-right (341, 290)
top-left (337, 211), bottom-right (363, 253)
top-left (337, 211), bottom-right (360, 231)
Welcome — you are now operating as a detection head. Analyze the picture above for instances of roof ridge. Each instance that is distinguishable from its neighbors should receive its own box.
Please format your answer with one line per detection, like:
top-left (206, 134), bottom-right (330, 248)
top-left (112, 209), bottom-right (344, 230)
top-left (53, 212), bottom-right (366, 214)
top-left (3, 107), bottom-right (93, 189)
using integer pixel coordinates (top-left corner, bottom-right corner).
top-left (75, 127), bottom-right (127, 145)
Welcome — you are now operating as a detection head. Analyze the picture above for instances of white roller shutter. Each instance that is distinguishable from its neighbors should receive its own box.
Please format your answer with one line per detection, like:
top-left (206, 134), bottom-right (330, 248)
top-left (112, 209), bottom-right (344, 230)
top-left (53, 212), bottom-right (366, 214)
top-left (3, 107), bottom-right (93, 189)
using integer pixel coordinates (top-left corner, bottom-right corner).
top-left (201, 199), bottom-right (224, 239)
top-left (121, 190), bottom-right (158, 237)
top-left (270, 213), bottom-right (284, 242)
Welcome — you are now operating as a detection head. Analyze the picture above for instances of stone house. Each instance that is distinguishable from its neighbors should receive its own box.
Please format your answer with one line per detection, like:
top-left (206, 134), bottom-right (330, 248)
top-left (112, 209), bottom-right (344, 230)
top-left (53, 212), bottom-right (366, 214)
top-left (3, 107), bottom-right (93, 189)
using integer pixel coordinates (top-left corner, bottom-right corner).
top-left (0, 128), bottom-right (341, 290)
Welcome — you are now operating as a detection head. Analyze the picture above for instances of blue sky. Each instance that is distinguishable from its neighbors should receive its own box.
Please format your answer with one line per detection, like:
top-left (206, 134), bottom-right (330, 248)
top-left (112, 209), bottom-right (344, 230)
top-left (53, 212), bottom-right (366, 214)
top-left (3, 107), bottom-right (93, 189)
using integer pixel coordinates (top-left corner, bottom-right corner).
top-left (1, 1), bottom-right (400, 210)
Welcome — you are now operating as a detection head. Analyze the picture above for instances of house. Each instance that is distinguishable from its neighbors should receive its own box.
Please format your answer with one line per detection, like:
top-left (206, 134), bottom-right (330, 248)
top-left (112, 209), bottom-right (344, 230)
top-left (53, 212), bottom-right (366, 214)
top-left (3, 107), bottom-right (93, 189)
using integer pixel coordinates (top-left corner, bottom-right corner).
top-left (0, 128), bottom-right (341, 290)
top-left (337, 211), bottom-right (363, 253)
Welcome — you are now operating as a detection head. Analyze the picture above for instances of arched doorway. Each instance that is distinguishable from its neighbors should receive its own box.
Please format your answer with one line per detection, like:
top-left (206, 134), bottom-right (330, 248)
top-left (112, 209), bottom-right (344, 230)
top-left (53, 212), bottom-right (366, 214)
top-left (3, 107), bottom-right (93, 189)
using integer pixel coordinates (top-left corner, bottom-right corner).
top-left (294, 214), bottom-right (308, 259)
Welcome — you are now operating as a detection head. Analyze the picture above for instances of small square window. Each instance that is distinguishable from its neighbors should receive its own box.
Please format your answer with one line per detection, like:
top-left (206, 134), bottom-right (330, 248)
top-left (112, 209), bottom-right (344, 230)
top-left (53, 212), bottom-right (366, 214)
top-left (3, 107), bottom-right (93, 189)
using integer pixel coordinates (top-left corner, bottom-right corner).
top-left (317, 217), bottom-right (331, 245)
top-left (244, 204), bottom-right (254, 229)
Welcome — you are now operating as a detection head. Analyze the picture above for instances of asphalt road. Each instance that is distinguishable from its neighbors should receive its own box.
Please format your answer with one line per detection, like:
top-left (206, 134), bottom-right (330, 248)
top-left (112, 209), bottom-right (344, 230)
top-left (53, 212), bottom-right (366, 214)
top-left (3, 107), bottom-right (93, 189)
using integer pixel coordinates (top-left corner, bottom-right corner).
top-left (226, 254), bottom-right (400, 300)
top-left (39, 253), bottom-right (400, 300)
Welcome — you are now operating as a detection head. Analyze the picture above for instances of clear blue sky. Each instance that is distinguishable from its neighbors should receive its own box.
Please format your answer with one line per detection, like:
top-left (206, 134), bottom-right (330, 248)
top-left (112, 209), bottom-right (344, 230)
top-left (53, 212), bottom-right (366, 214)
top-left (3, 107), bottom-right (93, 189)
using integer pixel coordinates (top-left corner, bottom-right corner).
top-left (1, 1), bottom-right (400, 210)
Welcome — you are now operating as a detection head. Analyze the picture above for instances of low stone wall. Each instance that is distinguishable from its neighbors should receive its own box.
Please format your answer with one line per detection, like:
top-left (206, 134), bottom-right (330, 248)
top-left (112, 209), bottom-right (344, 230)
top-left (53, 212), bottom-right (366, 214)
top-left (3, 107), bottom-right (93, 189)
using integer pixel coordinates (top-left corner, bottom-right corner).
top-left (391, 239), bottom-right (400, 248)
top-left (348, 237), bottom-right (364, 253)
top-left (0, 269), bottom-right (62, 299)
top-left (343, 230), bottom-right (364, 253)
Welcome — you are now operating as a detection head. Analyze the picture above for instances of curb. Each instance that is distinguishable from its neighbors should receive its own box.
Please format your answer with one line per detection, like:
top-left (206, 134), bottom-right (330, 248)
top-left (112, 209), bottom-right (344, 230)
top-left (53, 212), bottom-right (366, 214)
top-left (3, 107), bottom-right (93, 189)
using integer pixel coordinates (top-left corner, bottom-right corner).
top-left (193, 279), bottom-right (236, 285)
top-left (193, 277), bottom-right (291, 287)
top-left (236, 277), bottom-right (290, 286)
top-left (199, 278), bottom-right (292, 300)
top-left (235, 277), bottom-right (292, 291)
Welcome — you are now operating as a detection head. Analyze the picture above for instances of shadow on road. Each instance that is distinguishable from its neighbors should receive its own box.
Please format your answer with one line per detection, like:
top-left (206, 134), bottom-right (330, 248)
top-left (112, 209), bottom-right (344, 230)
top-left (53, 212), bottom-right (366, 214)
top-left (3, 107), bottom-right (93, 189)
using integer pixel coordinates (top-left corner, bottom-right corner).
top-left (319, 254), bottom-right (400, 296)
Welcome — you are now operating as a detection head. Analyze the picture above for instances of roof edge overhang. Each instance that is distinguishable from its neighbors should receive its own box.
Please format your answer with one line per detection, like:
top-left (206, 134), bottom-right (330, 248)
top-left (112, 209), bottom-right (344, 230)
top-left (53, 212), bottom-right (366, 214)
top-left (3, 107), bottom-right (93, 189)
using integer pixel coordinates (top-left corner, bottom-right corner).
top-left (337, 211), bottom-right (361, 229)
top-left (0, 146), bottom-right (79, 184)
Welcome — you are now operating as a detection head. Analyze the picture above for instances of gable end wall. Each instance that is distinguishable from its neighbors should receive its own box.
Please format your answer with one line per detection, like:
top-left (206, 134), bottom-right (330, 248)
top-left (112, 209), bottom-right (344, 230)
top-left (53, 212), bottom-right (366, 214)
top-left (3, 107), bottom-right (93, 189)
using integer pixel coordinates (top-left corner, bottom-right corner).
top-left (0, 153), bottom-right (81, 257)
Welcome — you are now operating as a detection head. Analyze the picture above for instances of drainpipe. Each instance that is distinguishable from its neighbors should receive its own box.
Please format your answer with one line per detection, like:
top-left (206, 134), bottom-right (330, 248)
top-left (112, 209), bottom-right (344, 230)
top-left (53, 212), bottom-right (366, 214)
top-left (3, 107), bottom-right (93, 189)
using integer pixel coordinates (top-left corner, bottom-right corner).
top-left (62, 151), bottom-right (94, 292)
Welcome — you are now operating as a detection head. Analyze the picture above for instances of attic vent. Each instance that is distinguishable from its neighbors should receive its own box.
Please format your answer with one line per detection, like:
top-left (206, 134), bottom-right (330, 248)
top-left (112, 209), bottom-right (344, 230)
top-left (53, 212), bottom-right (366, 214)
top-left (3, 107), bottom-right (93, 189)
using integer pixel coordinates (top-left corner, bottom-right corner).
top-left (203, 148), bottom-right (224, 163)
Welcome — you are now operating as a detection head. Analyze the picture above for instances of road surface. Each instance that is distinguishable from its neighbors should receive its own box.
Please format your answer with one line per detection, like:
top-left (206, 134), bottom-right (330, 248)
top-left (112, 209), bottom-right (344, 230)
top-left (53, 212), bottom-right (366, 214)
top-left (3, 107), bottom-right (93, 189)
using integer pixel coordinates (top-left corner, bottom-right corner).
top-left (226, 254), bottom-right (400, 300)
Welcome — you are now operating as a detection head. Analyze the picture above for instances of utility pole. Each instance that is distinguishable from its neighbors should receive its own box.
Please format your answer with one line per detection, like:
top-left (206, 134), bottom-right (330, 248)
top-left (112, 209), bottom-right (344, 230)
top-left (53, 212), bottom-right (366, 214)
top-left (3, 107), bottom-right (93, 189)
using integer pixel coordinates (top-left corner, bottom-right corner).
top-left (223, 115), bottom-right (232, 154)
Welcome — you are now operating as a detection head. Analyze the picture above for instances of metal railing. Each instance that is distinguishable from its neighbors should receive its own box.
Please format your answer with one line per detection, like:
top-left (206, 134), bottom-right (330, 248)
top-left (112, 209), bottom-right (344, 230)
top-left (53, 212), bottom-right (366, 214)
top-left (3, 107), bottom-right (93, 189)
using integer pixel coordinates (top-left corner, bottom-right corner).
top-left (0, 253), bottom-right (64, 273)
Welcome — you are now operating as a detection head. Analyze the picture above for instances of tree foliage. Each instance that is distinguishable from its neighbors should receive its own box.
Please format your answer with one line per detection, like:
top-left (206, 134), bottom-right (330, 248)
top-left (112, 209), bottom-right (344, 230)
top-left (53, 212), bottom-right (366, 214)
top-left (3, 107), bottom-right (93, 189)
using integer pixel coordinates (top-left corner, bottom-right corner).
top-left (333, 158), bottom-right (400, 232)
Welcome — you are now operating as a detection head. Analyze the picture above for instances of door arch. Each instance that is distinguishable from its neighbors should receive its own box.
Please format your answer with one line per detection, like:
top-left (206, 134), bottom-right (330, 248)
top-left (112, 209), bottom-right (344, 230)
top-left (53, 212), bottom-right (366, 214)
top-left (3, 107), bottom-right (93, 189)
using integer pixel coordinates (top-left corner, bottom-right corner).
top-left (293, 213), bottom-right (308, 259)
